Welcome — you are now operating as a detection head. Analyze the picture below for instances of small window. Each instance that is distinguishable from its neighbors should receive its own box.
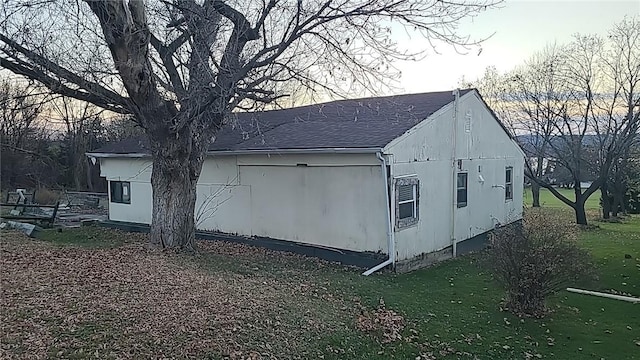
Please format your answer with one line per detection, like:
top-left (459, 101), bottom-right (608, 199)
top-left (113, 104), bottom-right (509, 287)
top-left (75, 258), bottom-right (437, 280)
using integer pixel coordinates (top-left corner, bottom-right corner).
top-left (110, 181), bottom-right (131, 204)
top-left (395, 177), bottom-right (419, 229)
top-left (457, 172), bottom-right (468, 208)
top-left (505, 167), bottom-right (513, 200)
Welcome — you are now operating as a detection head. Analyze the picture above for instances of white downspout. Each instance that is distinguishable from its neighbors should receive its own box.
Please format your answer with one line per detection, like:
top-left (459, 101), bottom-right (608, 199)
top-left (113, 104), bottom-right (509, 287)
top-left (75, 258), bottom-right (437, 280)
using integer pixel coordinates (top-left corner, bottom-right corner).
top-left (363, 152), bottom-right (395, 276)
top-left (451, 89), bottom-right (460, 258)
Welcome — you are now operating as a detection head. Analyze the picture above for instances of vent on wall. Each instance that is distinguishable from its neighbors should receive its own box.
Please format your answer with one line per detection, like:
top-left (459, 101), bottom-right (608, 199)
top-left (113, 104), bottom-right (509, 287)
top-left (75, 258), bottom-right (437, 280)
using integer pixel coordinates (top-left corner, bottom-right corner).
top-left (464, 110), bottom-right (472, 133)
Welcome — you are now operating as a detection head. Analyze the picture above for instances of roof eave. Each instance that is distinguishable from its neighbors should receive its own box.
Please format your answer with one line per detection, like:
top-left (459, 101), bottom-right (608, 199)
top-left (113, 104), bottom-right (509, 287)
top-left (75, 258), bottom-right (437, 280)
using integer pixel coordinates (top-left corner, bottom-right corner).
top-left (85, 152), bottom-right (151, 158)
top-left (207, 147), bottom-right (383, 156)
top-left (86, 147), bottom-right (383, 158)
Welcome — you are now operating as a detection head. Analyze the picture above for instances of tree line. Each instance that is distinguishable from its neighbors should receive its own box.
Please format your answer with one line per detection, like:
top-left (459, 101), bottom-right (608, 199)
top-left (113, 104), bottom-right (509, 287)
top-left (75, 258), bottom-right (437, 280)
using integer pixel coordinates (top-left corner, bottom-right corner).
top-left (0, 78), bottom-right (143, 193)
top-left (465, 16), bottom-right (640, 224)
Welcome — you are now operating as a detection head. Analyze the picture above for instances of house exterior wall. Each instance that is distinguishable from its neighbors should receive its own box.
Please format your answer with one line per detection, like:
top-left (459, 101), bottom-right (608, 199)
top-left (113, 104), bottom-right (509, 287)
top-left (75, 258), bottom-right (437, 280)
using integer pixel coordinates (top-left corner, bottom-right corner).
top-left (384, 91), bottom-right (525, 262)
top-left (100, 153), bottom-right (388, 254)
top-left (98, 91), bottom-right (524, 267)
top-left (101, 158), bottom-right (153, 224)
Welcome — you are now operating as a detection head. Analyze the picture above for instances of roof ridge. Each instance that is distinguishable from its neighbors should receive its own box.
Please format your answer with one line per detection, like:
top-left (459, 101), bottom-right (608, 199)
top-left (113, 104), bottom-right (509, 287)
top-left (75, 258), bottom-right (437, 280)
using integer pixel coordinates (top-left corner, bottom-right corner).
top-left (233, 88), bottom-right (473, 117)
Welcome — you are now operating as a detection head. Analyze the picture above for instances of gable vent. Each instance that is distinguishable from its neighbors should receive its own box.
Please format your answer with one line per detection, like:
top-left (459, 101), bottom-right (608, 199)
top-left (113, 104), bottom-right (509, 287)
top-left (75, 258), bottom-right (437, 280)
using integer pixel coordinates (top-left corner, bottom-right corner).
top-left (464, 110), bottom-right (472, 133)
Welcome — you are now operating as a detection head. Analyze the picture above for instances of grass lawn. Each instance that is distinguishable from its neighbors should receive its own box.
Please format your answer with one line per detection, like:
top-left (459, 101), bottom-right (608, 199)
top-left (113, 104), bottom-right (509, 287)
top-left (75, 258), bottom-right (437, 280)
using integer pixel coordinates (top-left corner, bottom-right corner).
top-left (1, 213), bottom-right (639, 359)
top-left (523, 187), bottom-right (602, 211)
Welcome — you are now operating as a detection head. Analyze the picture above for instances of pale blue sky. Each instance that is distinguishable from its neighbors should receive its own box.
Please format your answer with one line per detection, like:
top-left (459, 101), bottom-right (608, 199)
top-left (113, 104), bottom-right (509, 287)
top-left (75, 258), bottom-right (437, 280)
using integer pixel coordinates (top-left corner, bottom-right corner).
top-left (395, 0), bottom-right (639, 93)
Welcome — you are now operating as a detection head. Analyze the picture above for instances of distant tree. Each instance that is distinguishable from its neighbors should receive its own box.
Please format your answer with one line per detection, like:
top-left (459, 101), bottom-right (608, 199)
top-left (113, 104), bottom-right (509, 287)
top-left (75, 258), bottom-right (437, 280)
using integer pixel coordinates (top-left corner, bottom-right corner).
top-left (623, 146), bottom-right (640, 214)
top-left (102, 115), bottom-right (145, 143)
top-left (594, 17), bottom-right (640, 219)
top-left (50, 97), bottom-right (105, 190)
top-left (1, 0), bottom-right (499, 250)
top-left (0, 78), bottom-right (50, 188)
top-left (469, 17), bottom-right (639, 225)
top-left (462, 50), bottom-right (564, 208)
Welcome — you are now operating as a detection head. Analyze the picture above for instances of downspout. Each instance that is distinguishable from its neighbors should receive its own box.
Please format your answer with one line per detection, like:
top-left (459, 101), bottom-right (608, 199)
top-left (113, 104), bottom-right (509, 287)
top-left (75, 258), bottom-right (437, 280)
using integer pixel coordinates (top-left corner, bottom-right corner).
top-left (451, 89), bottom-right (460, 258)
top-left (363, 152), bottom-right (395, 275)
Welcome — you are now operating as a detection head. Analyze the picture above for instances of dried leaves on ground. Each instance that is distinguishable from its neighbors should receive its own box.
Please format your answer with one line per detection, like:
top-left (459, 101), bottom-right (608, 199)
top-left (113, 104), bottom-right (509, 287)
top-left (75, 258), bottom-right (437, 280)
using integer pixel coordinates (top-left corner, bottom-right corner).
top-left (356, 298), bottom-right (406, 344)
top-left (0, 230), bottom-right (353, 359)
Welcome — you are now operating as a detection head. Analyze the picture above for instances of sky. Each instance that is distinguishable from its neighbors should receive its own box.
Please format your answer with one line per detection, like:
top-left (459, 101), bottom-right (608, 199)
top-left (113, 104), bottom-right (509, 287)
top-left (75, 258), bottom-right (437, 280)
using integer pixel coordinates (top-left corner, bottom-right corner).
top-left (393, 0), bottom-right (639, 94)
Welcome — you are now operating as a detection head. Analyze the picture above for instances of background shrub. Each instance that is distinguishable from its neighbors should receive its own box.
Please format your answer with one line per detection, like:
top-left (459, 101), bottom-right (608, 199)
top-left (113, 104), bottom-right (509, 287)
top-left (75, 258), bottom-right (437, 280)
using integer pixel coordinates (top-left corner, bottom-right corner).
top-left (486, 210), bottom-right (595, 317)
top-left (34, 188), bottom-right (61, 205)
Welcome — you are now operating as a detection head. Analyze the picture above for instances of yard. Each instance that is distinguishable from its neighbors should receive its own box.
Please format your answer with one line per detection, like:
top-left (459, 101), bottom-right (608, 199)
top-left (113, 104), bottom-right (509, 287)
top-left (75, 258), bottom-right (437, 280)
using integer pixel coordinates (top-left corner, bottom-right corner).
top-left (1, 207), bottom-right (638, 359)
top-left (523, 186), bottom-right (601, 210)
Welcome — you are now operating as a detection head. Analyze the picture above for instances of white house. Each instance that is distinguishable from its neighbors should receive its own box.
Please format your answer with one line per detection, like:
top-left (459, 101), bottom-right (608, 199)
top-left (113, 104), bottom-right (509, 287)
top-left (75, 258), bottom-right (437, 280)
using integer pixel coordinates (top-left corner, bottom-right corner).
top-left (88, 89), bottom-right (525, 273)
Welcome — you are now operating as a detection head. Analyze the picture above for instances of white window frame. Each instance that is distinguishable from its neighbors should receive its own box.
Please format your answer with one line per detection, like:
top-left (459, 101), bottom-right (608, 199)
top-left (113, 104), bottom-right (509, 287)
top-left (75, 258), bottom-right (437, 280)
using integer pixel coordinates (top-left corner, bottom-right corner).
top-left (505, 166), bottom-right (514, 201)
top-left (395, 177), bottom-right (419, 229)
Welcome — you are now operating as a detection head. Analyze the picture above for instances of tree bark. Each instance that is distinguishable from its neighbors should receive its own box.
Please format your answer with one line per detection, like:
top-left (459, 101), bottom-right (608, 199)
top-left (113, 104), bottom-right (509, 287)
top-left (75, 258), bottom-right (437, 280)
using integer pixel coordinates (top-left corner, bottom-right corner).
top-left (611, 171), bottom-right (626, 217)
top-left (574, 203), bottom-right (588, 225)
top-left (86, 157), bottom-right (94, 192)
top-left (73, 148), bottom-right (85, 190)
top-left (148, 132), bottom-right (206, 251)
top-left (574, 183), bottom-right (588, 225)
top-left (600, 184), bottom-right (611, 219)
top-left (531, 182), bottom-right (541, 207)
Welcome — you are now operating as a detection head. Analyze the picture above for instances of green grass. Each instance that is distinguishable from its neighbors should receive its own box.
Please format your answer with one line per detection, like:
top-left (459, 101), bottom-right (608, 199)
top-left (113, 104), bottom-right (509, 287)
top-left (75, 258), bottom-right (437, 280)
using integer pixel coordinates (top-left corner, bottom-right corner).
top-left (523, 187), bottom-right (602, 210)
top-left (3, 212), bottom-right (639, 359)
top-left (312, 215), bottom-right (640, 359)
top-left (36, 226), bottom-right (129, 248)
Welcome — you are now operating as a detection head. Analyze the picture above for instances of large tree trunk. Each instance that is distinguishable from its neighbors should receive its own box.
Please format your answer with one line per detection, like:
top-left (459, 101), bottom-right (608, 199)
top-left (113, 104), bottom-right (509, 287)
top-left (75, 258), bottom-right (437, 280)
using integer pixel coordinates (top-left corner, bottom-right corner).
top-left (531, 182), bottom-right (541, 207)
top-left (149, 133), bottom-right (206, 251)
top-left (574, 183), bottom-right (588, 225)
top-left (73, 151), bottom-right (84, 190)
top-left (611, 172), bottom-right (626, 217)
top-left (600, 183), bottom-right (611, 219)
top-left (86, 158), bottom-right (94, 192)
top-left (575, 204), bottom-right (588, 225)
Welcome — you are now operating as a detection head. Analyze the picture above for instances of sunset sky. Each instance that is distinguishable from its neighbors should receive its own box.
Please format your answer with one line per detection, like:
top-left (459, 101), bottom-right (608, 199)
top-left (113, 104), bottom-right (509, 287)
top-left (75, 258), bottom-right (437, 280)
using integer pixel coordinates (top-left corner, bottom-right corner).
top-left (394, 0), bottom-right (639, 93)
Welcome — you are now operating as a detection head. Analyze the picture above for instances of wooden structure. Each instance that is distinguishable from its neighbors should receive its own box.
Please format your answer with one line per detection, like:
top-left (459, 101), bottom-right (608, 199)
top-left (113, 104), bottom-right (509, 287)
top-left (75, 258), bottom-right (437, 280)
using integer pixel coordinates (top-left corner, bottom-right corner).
top-left (1, 202), bottom-right (60, 226)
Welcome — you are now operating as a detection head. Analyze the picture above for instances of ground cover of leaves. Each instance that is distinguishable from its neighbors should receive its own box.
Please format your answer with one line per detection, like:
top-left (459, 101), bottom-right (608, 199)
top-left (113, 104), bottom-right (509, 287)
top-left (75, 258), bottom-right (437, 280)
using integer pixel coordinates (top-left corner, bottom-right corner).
top-left (0, 229), bottom-right (359, 359)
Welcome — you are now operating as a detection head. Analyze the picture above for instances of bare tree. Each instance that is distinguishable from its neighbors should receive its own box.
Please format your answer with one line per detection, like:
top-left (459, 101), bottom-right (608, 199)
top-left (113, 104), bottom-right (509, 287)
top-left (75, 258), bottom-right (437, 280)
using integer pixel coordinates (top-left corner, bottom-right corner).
top-left (509, 45), bottom-right (573, 209)
top-left (102, 114), bottom-right (145, 143)
top-left (469, 17), bottom-right (639, 225)
top-left (50, 97), bottom-right (104, 190)
top-left (516, 34), bottom-right (634, 225)
top-left (595, 16), bottom-right (640, 219)
top-left (0, 77), bottom-right (49, 187)
top-left (1, 0), bottom-right (499, 250)
top-left (467, 47), bottom-right (567, 208)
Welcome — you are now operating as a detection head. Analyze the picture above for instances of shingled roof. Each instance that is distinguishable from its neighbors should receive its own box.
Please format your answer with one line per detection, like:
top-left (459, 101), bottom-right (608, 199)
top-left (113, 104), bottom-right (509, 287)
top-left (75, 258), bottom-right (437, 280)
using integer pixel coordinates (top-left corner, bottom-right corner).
top-left (92, 89), bottom-right (474, 154)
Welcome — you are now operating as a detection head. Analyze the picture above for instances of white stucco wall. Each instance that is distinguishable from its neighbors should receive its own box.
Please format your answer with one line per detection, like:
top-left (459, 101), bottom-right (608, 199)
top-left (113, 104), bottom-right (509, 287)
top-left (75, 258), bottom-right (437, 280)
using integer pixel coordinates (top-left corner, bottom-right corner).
top-left (101, 158), bottom-right (153, 224)
top-left (100, 153), bottom-right (388, 254)
top-left (384, 91), bottom-right (525, 261)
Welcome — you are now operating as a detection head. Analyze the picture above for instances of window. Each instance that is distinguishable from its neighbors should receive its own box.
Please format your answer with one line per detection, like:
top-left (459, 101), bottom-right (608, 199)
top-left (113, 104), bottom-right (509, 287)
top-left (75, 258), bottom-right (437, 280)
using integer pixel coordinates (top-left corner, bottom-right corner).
top-left (505, 167), bottom-right (513, 200)
top-left (457, 172), bottom-right (468, 208)
top-left (110, 181), bottom-right (131, 204)
top-left (395, 177), bottom-right (419, 229)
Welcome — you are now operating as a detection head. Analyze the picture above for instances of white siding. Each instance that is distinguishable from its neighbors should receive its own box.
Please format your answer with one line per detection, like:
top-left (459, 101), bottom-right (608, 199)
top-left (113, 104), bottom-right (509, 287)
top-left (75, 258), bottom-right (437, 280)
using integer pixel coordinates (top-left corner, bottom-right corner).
top-left (385, 91), bottom-right (524, 261)
top-left (101, 158), bottom-right (153, 224)
top-left (239, 164), bottom-right (386, 251)
top-left (100, 153), bottom-right (387, 254)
